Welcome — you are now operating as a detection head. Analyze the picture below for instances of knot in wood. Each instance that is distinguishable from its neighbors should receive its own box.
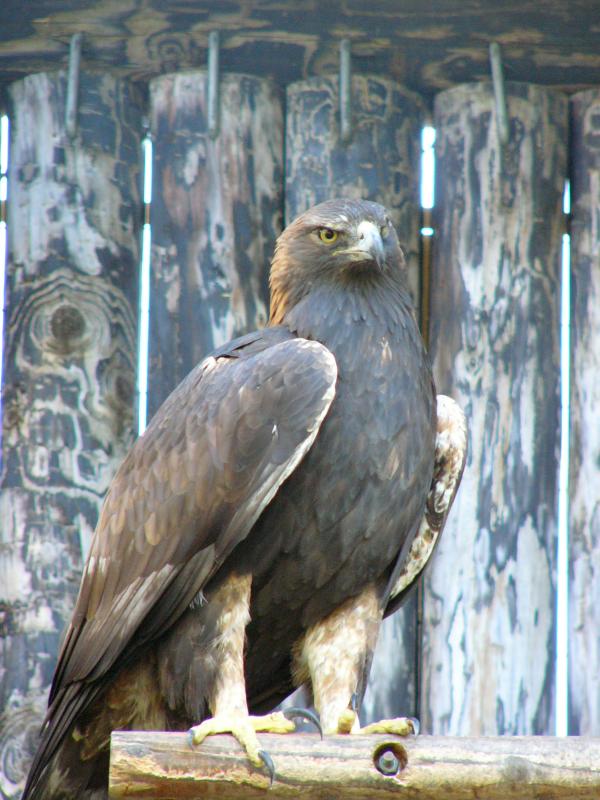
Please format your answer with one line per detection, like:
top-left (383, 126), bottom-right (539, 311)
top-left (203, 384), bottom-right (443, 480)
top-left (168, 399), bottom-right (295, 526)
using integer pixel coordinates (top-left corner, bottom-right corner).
top-left (50, 304), bottom-right (86, 350)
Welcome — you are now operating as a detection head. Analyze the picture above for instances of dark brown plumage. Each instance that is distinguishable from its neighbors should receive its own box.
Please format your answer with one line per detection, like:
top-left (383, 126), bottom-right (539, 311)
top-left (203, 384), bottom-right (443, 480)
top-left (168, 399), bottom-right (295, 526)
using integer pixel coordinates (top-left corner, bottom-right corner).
top-left (23, 198), bottom-right (466, 799)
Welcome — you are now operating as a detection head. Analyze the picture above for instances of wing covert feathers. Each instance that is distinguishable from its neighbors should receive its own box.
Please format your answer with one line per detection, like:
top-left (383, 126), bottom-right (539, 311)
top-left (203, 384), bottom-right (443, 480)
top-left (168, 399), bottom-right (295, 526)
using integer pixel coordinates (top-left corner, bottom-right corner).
top-left (56, 337), bottom-right (337, 692)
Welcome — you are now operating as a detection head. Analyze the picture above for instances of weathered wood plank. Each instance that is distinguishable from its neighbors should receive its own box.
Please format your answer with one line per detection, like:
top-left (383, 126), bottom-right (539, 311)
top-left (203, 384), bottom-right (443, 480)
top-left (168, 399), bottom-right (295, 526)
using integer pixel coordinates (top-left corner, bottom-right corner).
top-left (109, 730), bottom-right (600, 799)
top-left (1, 1), bottom-right (600, 97)
top-left (0, 70), bottom-right (142, 798)
top-left (425, 81), bottom-right (567, 735)
top-left (285, 73), bottom-right (424, 725)
top-left (147, 70), bottom-right (283, 418)
top-left (568, 88), bottom-right (600, 736)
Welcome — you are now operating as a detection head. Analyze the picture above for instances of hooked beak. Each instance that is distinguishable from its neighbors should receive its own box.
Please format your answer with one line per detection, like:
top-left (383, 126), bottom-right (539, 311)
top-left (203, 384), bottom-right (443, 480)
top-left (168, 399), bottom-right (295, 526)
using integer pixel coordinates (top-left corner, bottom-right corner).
top-left (339, 220), bottom-right (385, 270)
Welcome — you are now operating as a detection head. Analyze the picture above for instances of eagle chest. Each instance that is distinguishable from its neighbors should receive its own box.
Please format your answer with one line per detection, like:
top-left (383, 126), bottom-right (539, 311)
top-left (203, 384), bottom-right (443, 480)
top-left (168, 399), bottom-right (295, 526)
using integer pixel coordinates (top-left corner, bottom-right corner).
top-left (241, 321), bottom-right (435, 629)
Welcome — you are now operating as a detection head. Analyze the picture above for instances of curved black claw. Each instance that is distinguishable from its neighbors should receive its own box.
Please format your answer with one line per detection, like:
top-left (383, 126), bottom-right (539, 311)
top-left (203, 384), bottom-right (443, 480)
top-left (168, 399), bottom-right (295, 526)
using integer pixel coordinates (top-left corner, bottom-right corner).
top-left (408, 716), bottom-right (420, 736)
top-left (283, 706), bottom-right (323, 739)
top-left (258, 749), bottom-right (276, 786)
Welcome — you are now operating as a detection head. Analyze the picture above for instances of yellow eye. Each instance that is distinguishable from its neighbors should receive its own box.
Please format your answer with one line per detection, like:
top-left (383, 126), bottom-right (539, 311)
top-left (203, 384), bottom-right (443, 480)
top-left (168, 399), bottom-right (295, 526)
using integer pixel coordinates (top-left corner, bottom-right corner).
top-left (318, 228), bottom-right (338, 244)
top-left (381, 225), bottom-right (389, 238)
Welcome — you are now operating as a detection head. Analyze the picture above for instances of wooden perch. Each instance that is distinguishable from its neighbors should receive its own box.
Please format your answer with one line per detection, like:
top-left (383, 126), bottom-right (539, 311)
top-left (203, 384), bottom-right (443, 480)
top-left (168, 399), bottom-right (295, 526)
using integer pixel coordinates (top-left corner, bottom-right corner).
top-left (109, 731), bottom-right (600, 799)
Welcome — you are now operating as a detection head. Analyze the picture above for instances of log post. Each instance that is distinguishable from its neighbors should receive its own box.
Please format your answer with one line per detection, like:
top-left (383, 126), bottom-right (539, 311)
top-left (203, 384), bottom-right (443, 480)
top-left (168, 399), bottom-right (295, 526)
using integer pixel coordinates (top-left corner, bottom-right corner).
top-left (147, 71), bottom-right (283, 418)
top-left (285, 73), bottom-right (424, 725)
top-left (425, 82), bottom-right (567, 734)
top-left (0, 71), bottom-right (142, 796)
top-left (108, 731), bottom-right (600, 799)
top-left (285, 74), bottom-right (423, 304)
top-left (568, 88), bottom-right (600, 735)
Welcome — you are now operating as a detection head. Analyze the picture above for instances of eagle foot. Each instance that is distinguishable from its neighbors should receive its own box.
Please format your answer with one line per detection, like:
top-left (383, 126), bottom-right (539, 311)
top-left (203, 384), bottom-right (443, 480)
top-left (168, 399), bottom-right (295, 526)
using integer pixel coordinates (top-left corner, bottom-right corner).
top-left (359, 716), bottom-right (419, 736)
top-left (188, 711), bottom-right (297, 782)
top-left (336, 709), bottom-right (419, 737)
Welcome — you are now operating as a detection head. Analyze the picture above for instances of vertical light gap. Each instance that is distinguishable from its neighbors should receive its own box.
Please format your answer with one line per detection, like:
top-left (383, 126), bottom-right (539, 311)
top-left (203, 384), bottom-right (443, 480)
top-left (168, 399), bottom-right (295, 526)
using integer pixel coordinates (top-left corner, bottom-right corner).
top-left (416, 123), bottom-right (436, 723)
top-left (556, 179), bottom-right (571, 736)
top-left (137, 134), bottom-right (152, 435)
top-left (419, 125), bottom-right (436, 343)
top-left (420, 125), bottom-right (435, 236)
top-left (0, 114), bottom-right (9, 462)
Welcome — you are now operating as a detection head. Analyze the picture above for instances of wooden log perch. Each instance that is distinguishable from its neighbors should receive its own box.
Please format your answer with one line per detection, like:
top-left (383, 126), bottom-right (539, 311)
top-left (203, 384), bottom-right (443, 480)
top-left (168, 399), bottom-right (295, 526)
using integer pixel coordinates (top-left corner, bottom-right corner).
top-left (109, 731), bottom-right (600, 799)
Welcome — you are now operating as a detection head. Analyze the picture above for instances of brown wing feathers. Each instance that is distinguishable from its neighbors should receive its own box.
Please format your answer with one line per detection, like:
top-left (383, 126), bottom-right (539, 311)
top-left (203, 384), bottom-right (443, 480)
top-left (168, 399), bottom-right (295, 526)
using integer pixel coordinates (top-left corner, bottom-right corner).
top-left (24, 333), bottom-right (337, 798)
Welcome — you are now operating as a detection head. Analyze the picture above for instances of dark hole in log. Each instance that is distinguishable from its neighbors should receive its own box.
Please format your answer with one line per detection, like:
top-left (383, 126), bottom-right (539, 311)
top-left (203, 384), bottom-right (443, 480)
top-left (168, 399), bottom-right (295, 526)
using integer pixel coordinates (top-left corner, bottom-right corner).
top-left (372, 741), bottom-right (408, 776)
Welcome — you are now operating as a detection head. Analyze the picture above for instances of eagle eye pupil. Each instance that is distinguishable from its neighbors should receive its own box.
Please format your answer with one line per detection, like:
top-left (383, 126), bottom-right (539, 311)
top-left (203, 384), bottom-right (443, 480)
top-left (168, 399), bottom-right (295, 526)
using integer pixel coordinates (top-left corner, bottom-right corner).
top-left (319, 228), bottom-right (338, 244)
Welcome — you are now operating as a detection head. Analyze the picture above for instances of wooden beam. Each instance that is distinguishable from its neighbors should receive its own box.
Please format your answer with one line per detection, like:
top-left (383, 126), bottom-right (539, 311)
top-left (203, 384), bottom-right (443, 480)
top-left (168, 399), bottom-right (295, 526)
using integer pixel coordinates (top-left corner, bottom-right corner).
top-left (147, 70), bottom-right (283, 418)
top-left (109, 731), bottom-right (600, 799)
top-left (2, 1), bottom-right (600, 98)
top-left (569, 88), bottom-right (600, 735)
top-left (425, 81), bottom-right (568, 735)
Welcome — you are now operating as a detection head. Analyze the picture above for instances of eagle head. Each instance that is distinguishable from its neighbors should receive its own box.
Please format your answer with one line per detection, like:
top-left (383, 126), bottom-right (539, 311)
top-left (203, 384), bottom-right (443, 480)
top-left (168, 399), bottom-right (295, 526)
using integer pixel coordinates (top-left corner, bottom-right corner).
top-left (269, 199), bottom-right (407, 323)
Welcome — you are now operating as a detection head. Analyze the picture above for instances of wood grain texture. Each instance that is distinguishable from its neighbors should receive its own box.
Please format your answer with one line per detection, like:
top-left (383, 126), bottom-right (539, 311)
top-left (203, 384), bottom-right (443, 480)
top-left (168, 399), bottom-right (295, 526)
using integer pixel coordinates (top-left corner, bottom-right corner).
top-left (109, 730), bottom-right (600, 799)
top-left (2, 1), bottom-right (600, 99)
top-left (0, 71), bottom-right (141, 800)
top-left (568, 88), bottom-right (600, 736)
top-left (147, 70), bottom-right (283, 418)
top-left (285, 74), bottom-right (424, 726)
top-left (425, 82), bottom-right (567, 735)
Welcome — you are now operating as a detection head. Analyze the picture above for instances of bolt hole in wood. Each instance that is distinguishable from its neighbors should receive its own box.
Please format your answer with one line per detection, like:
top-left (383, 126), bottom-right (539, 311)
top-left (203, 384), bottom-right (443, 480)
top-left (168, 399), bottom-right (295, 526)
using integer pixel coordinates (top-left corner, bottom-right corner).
top-left (372, 741), bottom-right (408, 777)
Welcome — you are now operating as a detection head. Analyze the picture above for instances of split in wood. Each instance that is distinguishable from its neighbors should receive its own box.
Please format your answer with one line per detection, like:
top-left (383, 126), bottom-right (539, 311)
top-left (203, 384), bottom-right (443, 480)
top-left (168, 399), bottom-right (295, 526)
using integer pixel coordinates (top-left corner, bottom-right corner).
top-left (339, 39), bottom-right (352, 144)
top-left (66, 32), bottom-right (82, 138)
top-left (489, 42), bottom-right (509, 145)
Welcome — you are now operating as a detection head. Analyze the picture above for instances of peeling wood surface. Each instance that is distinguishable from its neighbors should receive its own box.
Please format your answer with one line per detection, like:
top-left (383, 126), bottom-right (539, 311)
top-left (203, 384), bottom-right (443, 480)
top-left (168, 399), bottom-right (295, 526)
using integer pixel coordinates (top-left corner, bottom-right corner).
top-left (0, 72), bottom-right (141, 800)
top-left (109, 730), bottom-right (600, 799)
top-left (147, 70), bottom-right (282, 417)
top-left (568, 89), bottom-right (600, 736)
top-left (2, 1), bottom-right (600, 101)
top-left (425, 82), bottom-right (566, 735)
top-left (285, 73), bottom-right (424, 724)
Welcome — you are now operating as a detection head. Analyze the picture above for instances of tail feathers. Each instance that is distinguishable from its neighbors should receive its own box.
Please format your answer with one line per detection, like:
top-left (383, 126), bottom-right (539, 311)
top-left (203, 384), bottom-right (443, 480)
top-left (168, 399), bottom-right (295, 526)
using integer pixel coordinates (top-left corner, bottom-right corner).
top-left (22, 682), bottom-right (102, 800)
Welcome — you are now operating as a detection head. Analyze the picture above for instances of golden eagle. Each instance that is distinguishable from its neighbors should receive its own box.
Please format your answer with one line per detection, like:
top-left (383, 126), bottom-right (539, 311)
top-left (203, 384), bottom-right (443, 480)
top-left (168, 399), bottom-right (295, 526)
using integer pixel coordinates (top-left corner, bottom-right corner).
top-left (23, 198), bottom-right (466, 799)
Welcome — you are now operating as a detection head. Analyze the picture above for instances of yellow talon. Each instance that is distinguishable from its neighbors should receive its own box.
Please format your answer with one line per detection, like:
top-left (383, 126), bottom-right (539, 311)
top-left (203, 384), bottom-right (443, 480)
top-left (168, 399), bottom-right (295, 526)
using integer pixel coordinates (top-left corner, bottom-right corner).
top-left (360, 717), bottom-right (417, 736)
top-left (189, 711), bottom-right (296, 767)
top-left (336, 709), bottom-right (417, 737)
top-left (337, 708), bottom-right (358, 734)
